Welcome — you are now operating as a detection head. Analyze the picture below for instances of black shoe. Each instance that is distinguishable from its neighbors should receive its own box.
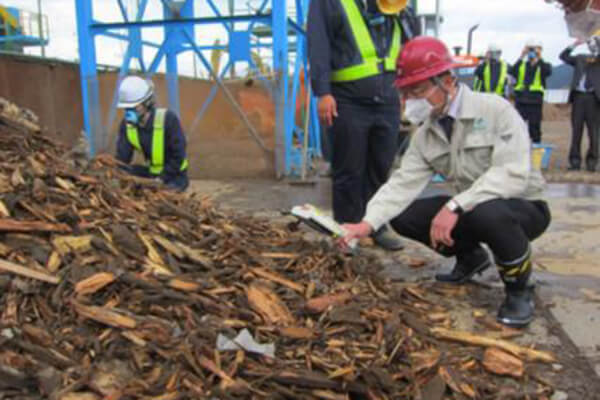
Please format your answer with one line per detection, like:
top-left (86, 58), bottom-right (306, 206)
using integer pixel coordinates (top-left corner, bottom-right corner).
top-left (567, 165), bottom-right (580, 171)
top-left (586, 165), bottom-right (596, 173)
top-left (497, 286), bottom-right (535, 328)
top-left (435, 247), bottom-right (492, 284)
top-left (372, 226), bottom-right (404, 251)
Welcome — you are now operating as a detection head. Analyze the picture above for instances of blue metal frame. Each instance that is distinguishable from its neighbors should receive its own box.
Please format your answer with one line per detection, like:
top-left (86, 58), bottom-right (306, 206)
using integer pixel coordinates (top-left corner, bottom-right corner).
top-left (75, 0), bottom-right (320, 176)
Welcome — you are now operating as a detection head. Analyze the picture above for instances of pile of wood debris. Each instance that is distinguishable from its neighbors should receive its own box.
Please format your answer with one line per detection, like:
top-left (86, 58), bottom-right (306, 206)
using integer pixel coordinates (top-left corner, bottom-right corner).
top-left (0, 99), bottom-right (557, 399)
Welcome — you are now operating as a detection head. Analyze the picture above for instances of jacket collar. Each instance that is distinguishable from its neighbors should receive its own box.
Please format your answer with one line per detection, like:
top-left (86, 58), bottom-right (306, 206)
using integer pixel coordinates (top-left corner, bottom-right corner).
top-left (456, 84), bottom-right (479, 120)
top-left (422, 83), bottom-right (477, 129)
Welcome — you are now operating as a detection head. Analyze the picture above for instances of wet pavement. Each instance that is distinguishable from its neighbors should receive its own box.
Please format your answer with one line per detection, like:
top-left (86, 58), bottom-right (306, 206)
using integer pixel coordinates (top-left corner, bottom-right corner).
top-left (189, 178), bottom-right (600, 382)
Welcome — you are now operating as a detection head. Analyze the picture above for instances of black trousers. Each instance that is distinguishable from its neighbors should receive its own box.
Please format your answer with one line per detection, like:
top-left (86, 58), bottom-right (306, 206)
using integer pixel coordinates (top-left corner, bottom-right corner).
top-left (331, 103), bottom-right (399, 223)
top-left (390, 196), bottom-right (551, 264)
top-left (569, 92), bottom-right (600, 170)
top-left (516, 102), bottom-right (543, 143)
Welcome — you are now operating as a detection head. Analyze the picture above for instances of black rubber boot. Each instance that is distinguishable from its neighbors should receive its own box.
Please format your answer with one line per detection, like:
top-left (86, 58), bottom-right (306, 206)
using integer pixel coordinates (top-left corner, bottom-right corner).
top-left (497, 256), bottom-right (534, 328)
top-left (371, 226), bottom-right (404, 251)
top-left (435, 247), bottom-right (492, 284)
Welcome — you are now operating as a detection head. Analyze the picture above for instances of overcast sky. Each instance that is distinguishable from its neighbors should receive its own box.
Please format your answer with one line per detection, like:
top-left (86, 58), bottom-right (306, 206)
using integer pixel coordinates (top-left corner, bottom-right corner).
top-left (5, 0), bottom-right (582, 76)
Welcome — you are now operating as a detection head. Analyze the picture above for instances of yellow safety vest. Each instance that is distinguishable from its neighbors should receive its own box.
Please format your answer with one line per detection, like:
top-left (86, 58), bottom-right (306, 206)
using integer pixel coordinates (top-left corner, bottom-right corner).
top-left (126, 108), bottom-right (189, 175)
top-left (331, 0), bottom-right (402, 82)
top-left (483, 60), bottom-right (508, 96)
top-left (514, 61), bottom-right (544, 93)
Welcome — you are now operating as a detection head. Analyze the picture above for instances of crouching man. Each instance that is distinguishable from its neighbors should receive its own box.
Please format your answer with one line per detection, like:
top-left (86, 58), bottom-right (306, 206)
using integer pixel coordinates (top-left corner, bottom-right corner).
top-left (341, 37), bottom-right (551, 328)
top-left (116, 76), bottom-right (189, 192)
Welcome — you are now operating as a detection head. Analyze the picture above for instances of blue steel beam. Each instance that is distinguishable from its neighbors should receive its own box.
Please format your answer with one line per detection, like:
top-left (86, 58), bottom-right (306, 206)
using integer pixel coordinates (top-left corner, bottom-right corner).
top-left (247, 57), bottom-right (274, 94)
top-left (90, 15), bottom-right (272, 32)
top-left (248, 0), bottom-right (269, 32)
top-left (188, 60), bottom-right (232, 134)
top-left (146, 30), bottom-right (173, 75)
top-left (0, 35), bottom-right (49, 45)
top-left (206, 0), bottom-right (232, 33)
top-left (74, 0), bottom-right (101, 155)
top-left (163, 2), bottom-right (180, 116)
top-left (116, 0), bottom-right (128, 22)
top-left (299, 0), bottom-right (321, 158)
top-left (181, 28), bottom-right (269, 154)
top-left (272, 0), bottom-right (288, 176)
top-left (287, 18), bottom-right (305, 35)
top-left (98, 30), bottom-right (161, 48)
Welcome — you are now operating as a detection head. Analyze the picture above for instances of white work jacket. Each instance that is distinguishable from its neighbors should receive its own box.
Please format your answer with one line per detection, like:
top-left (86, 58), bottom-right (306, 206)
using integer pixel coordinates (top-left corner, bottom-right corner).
top-left (364, 84), bottom-right (546, 231)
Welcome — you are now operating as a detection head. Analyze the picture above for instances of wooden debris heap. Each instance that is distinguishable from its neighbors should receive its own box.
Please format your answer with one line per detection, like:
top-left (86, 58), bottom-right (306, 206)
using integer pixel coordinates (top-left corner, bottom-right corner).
top-left (0, 99), bottom-right (556, 399)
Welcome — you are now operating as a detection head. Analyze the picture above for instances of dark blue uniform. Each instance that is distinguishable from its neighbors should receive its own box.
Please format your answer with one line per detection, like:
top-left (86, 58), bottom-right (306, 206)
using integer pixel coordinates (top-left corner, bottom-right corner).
top-left (510, 59), bottom-right (552, 143)
top-left (307, 0), bottom-right (419, 224)
top-left (116, 109), bottom-right (189, 191)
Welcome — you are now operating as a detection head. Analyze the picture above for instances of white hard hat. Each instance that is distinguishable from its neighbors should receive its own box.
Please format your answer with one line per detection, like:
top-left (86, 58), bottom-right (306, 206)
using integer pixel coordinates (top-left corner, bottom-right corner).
top-left (525, 38), bottom-right (537, 48)
top-left (487, 43), bottom-right (501, 53)
top-left (117, 76), bottom-right (154, 108)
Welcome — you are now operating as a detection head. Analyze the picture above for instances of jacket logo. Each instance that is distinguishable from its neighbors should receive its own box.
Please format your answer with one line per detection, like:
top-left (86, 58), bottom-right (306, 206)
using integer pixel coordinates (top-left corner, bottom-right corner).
top-left (473, 118), bottom-right (487, 131)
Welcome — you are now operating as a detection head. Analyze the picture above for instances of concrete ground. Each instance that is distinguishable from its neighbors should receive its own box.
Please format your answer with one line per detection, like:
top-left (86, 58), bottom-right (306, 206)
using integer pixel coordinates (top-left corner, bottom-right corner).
top-left (188, 177), bottom-right (600, 396)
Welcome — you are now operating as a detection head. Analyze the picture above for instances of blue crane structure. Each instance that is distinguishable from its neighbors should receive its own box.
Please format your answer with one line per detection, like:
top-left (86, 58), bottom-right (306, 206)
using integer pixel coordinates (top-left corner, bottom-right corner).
top-left (74, 0), bottom-right (320, 177)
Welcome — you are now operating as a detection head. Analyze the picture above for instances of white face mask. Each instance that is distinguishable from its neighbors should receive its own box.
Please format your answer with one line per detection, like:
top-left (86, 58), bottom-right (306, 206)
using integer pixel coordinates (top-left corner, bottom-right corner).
top-left (404, 98), bottom-right (435, 125)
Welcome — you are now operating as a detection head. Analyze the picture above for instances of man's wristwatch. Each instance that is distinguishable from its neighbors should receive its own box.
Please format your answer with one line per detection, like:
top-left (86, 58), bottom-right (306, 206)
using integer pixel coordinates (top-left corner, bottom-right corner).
top-left (445, 199), bottom-right (463, 215)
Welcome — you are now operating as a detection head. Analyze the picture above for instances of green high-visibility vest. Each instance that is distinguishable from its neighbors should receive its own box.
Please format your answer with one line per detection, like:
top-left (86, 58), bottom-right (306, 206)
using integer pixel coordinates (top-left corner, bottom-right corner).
top-left (126, 108), bottom-right (189, 175)
top-left (514, 61), bottom-right (544, 93)
top-left (483, 60), bottom-right (508, 96)
top-left (331, 0), bottom-right (402, 82)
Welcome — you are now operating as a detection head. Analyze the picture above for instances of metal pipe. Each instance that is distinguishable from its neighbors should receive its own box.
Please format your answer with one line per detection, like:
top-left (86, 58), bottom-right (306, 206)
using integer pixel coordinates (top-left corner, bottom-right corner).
top-left (467, 24), bottom-right (479, 55)
top-left (434, 0), bottom-right (440, 38)
top-left (228, 0), bottom-right (236, 79)
top-left (37, 0), bottom-right (45, 57)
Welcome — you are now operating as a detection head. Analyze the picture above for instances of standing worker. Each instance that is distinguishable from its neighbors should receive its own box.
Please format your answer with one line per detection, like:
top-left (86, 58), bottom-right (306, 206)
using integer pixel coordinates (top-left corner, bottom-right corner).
top-left (340, 37), bottom-right (551, 328)
top-left (560, 35), bottom-right (600, 172)
top-left (473, 43), bottom-right (511, 98)
top-left (115, 76), bottom-right (190, 192)
top-left (307, 0), bottom-right (420, 251)
top-left (511, 39), bottom-right (552, 143)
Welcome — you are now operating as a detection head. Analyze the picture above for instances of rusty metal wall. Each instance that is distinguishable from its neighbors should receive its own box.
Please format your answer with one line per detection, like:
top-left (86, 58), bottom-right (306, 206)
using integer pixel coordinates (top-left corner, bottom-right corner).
top-left (0, 53), bottom-right (276, 179)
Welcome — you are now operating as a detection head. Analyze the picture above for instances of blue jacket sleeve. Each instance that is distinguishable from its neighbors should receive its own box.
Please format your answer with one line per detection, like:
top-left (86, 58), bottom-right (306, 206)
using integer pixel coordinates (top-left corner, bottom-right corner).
top-left (307, 0), bottom-right (333, 97)
top-left (162, 111), bottom-right (187, 182)
top-left (116, 120), bottom-right (133, 164)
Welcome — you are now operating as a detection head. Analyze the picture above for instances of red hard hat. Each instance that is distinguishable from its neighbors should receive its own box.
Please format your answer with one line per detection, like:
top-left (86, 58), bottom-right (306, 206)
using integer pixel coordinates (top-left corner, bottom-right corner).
top-left (394, 36), bottom-right (462, 89)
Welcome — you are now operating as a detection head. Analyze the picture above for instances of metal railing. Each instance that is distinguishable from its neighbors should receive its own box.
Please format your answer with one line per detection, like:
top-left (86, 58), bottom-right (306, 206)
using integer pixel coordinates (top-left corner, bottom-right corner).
top-left (18, 9), bottom-right (49, 41)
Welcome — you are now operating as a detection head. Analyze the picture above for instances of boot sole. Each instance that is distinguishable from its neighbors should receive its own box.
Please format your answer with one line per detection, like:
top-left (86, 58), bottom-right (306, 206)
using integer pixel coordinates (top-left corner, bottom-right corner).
top-left (435, 259), bottom-right (492, 284)
top-left (496, 315), bottom-right (533, 329)
top-left (497, 291), bottom-right (535, 329)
